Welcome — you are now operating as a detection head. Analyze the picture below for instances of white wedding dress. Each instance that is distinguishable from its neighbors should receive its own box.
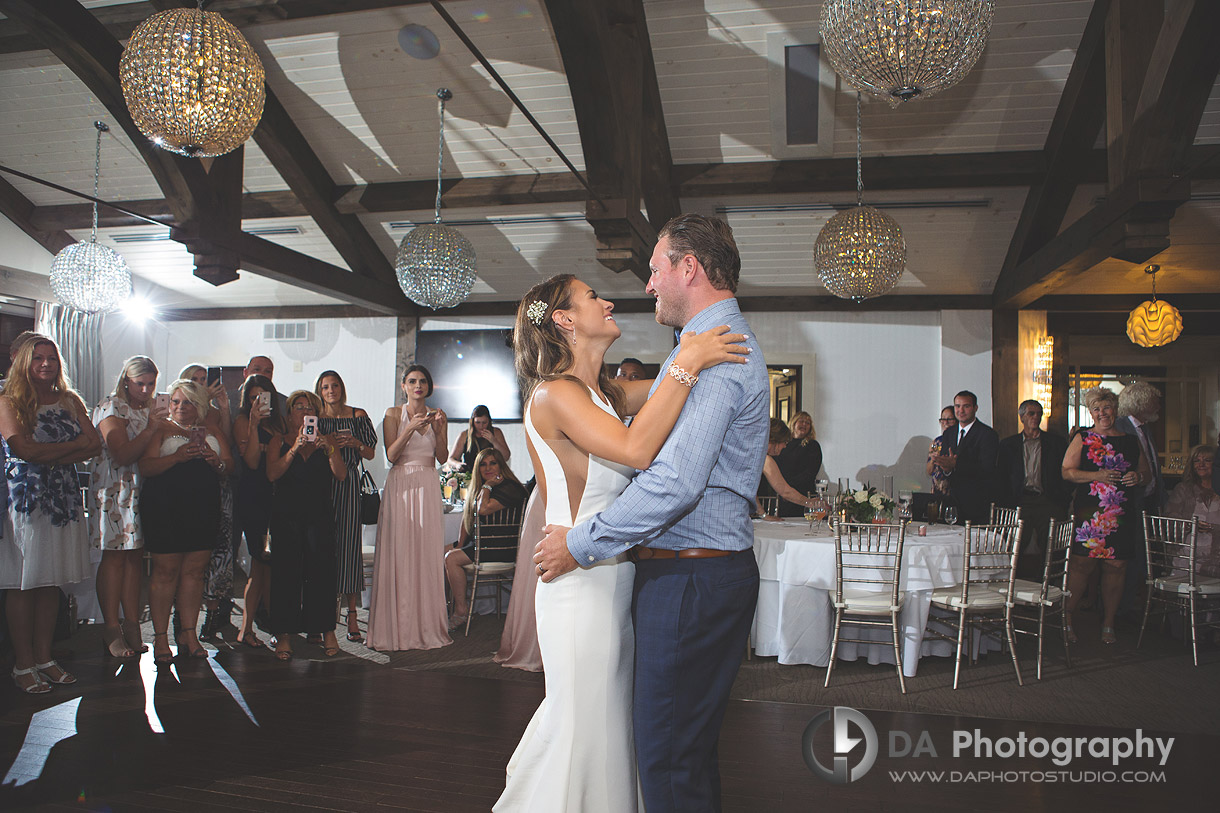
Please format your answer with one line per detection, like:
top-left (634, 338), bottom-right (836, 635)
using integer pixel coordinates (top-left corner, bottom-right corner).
top-left (494, 389), bottom-right (641, 812)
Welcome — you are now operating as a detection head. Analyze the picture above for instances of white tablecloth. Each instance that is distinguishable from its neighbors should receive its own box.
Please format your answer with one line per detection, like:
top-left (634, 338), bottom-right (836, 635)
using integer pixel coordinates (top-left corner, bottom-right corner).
top-left (751, 520), bottom-right (989, 677)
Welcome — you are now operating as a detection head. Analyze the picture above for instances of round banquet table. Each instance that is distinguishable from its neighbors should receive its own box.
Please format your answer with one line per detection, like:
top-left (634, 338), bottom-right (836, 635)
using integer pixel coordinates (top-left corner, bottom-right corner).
top-left (751, 519), bottom-right (999, 677)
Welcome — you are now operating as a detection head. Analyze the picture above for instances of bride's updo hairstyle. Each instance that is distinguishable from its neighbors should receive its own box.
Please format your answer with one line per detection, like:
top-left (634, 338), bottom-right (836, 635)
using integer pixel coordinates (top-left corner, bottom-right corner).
top-left (513, 273), bottom-right (625, 417)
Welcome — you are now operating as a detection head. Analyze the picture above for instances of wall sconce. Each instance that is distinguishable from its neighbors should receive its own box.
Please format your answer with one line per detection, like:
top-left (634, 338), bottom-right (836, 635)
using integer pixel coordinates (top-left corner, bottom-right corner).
top-left (1033, 335), bottom-right (1053, 417)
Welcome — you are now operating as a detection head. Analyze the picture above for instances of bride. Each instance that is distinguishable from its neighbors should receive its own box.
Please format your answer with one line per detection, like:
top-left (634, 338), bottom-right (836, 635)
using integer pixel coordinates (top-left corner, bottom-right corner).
top-left (494, 273), bottom-right (748, 812)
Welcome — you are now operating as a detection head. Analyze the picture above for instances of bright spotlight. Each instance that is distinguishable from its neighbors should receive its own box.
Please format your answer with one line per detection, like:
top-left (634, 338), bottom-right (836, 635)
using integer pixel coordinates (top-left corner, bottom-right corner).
top-left (120, 295), bottom-right (156, 323)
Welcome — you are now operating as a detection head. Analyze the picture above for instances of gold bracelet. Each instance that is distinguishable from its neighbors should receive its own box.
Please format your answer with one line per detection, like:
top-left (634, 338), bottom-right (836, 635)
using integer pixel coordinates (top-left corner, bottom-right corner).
top-left (668, 363), bottom-right (698, 388)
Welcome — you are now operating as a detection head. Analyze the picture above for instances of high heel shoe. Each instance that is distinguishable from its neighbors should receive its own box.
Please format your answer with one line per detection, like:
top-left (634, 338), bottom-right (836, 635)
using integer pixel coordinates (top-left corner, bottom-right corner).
top-left (35, 661), bottom-right (76, 685)
top-left (174, 628), bottom-right (208, 659)
top-left (152, 632), bottom-right (174, 666)
top-left (102, 625), bottom-right (135, 659)
top-left (345, 610), bottom-right (363, 643)
top-left (121, 619), bottom-right (149, 654)
top-left (1101, 626), bottom-right (1117, 645)
top-left (12, 666), bottom-right (51, 694)
top-left (200, 608), bottom-right (223, 640)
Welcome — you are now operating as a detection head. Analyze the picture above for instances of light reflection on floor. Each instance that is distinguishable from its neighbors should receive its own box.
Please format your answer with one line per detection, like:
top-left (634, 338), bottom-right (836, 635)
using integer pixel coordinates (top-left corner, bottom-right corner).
top-left (1, 697), bottom-right (80, 788)
top-left (138, 648), bottom-right (173, 734)
top-left (207, 656), bottom-right (259, 727)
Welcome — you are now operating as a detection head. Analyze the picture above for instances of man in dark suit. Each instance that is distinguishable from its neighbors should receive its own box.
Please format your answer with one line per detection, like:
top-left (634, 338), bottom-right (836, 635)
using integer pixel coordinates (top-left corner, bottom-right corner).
top-left (931, 390), bottom-right (999, 525)
top-left (997, 400), bottom-right (1070, 575)
top-left (1116, 380), bottom-right (1165, 620)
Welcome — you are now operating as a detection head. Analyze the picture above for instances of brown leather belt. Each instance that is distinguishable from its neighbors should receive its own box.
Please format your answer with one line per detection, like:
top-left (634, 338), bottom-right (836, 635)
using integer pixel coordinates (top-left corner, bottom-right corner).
top-left (628, 546), bottom-right (734, 561)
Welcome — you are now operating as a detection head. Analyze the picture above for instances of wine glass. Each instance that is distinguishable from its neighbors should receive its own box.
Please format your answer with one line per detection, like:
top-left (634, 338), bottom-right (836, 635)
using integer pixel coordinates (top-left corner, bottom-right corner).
top-left (943, 505), bottom-right (958, 526)
top-left (806, 496), bottom-right (829, 535)
top-left (897, 491), bottom-right (913, 522)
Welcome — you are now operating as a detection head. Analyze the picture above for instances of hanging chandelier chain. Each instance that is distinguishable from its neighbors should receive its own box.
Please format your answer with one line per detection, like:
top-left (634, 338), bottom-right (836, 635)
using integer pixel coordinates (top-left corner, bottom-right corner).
top-left (91, 122), bottom-right (104, 243)
top-left (855, 91), bottom-right (863, 207)
top-left (433, 89), bottom-right (450, 225)
top-left (1151, 268), bottom-right (1158, 301)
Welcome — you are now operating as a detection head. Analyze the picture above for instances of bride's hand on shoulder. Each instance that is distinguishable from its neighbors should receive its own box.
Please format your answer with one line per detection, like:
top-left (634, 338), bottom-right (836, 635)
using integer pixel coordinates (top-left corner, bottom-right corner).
top-left (675, 325), bottom-right (751, 374)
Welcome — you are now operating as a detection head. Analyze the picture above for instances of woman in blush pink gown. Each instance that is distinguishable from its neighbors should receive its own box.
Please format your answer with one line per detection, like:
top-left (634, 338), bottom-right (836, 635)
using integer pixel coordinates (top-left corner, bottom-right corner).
top-left (494, 486), bottom-right (544, 671)
top-left (367, 365), bottom-right (451, 651)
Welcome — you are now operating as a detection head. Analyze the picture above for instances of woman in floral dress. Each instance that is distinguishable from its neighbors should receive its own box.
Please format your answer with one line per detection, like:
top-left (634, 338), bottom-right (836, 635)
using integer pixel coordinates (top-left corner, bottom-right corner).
top-left (92, 356), bottom-right (168, 657)
top-left (0, 335), bottom-right (102, 693)
top-left (1062, 387), bottom-right (1151, 646)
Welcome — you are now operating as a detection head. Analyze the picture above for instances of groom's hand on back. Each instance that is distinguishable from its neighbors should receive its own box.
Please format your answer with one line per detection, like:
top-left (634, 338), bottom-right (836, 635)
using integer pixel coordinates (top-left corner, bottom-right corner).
top-left (535, 525), bottom-right (578, 582)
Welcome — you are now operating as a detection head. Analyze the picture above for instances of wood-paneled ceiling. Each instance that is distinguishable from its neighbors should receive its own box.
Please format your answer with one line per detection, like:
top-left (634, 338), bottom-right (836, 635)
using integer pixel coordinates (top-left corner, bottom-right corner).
top-left (0, 0), bottom-right (1218, 316)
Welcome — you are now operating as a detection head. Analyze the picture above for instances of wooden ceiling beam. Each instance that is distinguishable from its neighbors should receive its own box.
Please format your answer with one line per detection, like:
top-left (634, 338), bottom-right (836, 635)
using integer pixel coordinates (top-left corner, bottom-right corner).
top-left (542, 0), bottom-right (677, 282)
top-left (0, 172), bottom-right (75, 255)
top-left (992, 0), bottom-right (1220, 309)
top-left (992, 175), bottom-right (1190, 308)
top-left (27, 144), bottom-right (1220, 233)
top-left (1033, 294), bottom-right (1220, 312)
top-left (145, 0), bottom-right (399, 288)
top-left (192, 230), bottom-right (415, 316)
top-left (991, 0), bottom-right (1110, 307)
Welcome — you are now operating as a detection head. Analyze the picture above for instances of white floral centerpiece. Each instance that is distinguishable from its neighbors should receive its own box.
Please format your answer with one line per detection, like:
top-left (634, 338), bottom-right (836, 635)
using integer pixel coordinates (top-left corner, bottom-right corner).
top-left (838, 485), bottom-right (896, 523)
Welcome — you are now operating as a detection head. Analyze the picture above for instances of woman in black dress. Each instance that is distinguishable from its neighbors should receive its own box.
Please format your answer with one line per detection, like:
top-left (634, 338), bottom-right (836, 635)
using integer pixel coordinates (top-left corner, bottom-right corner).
top-left (139, 380), bottom-right (234, 663)
top-left (265, 390), bottom-right (347, 660)
top-left (443, 448), bottom-right (527, 630)
top-left (315, 370), bottom-right (378, 643)
top-left (775, 411), bottom-right (823, 517)
top-left (1062, 387), bottom-right (1151, 646)
top-left (232, 375), bottom-right (283, 647)
top-left (447, 405), bottom-right (511, 471)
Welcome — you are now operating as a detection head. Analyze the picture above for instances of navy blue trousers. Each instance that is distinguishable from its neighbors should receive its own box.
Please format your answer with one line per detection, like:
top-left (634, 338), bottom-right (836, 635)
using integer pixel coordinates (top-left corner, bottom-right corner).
top-left (632, 550), bottom-right (759, 813)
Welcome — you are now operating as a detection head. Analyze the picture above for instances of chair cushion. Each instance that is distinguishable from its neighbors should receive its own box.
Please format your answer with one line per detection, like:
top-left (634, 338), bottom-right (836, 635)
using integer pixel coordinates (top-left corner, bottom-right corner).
top-left (462, 562), bottom-right (515, 575)
top-left (833, 588), bottom-right (905, 614)
top-left (1152, 575), bottom-right (1220, 595)
top-left (1003, 578), bottom-right (1064, 605)
top-left (930, 586), bottom-right (1009, 609)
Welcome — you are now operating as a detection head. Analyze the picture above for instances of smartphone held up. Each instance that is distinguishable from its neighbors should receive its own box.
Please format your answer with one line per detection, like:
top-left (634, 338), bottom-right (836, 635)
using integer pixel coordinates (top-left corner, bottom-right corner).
top-left (302, 414), bottom-right (318, 442)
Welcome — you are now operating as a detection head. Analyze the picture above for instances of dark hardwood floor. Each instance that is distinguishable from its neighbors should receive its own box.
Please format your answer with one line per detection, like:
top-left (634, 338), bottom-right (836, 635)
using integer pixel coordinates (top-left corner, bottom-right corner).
top-left (1, 637), bottom-right (1214, 811)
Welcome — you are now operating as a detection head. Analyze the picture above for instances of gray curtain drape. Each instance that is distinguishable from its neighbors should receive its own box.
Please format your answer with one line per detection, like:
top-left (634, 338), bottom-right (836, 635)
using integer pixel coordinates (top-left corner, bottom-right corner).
top-left (35, 302), bottom-right (105, 410)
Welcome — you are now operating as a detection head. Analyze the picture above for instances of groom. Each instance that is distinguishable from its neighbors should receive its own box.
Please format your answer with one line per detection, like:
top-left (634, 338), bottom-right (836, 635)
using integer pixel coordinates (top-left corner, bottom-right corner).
top-left (535, 214), bottom-right (769, 812)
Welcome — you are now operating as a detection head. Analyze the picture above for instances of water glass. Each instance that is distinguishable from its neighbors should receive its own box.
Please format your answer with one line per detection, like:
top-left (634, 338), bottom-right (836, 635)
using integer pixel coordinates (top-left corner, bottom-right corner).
top-left (943, 505), bottom-right (959, 526)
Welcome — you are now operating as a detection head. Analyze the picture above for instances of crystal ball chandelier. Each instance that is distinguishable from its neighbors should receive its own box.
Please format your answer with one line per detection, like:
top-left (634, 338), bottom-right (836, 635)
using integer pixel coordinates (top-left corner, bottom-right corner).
top-left (815, 205), bottom-right (906, 301)
top-left (119, 6), bottom-right (265, 157)
top-left (49, 122), bottom-right (132, 313)
top-left (1126, 265), bottom-right (1183, 348)
top-left (395, 89), bottom-right (478, 309)
top-left (820, 0), bottom-right (995, 107)
top-left (815, 93), bottom-right (906, 301)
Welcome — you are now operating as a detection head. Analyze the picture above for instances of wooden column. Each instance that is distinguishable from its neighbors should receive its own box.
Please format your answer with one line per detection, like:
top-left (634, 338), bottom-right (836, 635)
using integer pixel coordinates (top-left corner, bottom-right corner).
top-left (991, 309), bottom-right (1019, 434)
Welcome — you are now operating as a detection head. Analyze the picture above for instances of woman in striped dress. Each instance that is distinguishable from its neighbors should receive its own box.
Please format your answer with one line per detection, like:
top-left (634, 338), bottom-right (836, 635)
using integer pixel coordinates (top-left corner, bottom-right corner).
top-left (316, 370), bottom-right (378, 643)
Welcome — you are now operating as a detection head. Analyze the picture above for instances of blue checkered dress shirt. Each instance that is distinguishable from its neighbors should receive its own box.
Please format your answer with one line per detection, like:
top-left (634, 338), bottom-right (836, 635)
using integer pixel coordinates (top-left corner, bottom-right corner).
top-left (566, 298), bottom-right (770, 564)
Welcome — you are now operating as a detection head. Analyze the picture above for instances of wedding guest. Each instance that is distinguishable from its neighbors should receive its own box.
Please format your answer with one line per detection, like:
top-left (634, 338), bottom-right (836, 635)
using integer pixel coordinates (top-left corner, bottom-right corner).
top-left (926, 405), bottom-right (957, 496)
top-left (139, 380), bottom-right (233, 663)
top-left (494, 485), bottom-right (544, 671)
top-left (315, 370), bottom-right (378, 643)
top-left (996, 399), bottom-right (1070, 573)
top-left (265, 391), bottom-right (346, 660)
top-left (775, 410), bottom-right (822, 515)
top-left (1166, 444), bottom-right (1220, 643)
top-left (615, 358), bottom-right (646, 381)
top-left (756, 419), bottom-right (817, 517)
top-left (1117, 380), bottom-right (1166, 621)
top-left (447, 404), bottom-right (510, 471)
top-left (92, 355), bottom-right (167, 658)
top-left (931, 390), bottom-right (999, 525)
top-left (1166, 445), bottom-right (1219, 577)
top-left (1061, 387), bottom-right (1150, 646)
top-left (367, 365), bottom-right (451, 651)
top-left (180, 364), bottom-right (236, 639)
top-left (231, 374), bottom-right (282, 647)
top-left (443, 448), bottom-right (528, 630)
top-left (0, 335), bottom-right (101, 693)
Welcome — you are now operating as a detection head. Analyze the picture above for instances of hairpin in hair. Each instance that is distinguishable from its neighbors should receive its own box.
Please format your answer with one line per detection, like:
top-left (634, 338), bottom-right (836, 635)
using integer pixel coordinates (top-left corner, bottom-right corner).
top-left (526, 300), bottom-right (547, 326)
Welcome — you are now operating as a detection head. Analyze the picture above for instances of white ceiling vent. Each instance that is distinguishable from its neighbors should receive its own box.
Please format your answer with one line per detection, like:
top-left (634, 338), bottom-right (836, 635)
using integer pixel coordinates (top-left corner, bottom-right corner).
top-left (264, 321), bottom-right (313, 342)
